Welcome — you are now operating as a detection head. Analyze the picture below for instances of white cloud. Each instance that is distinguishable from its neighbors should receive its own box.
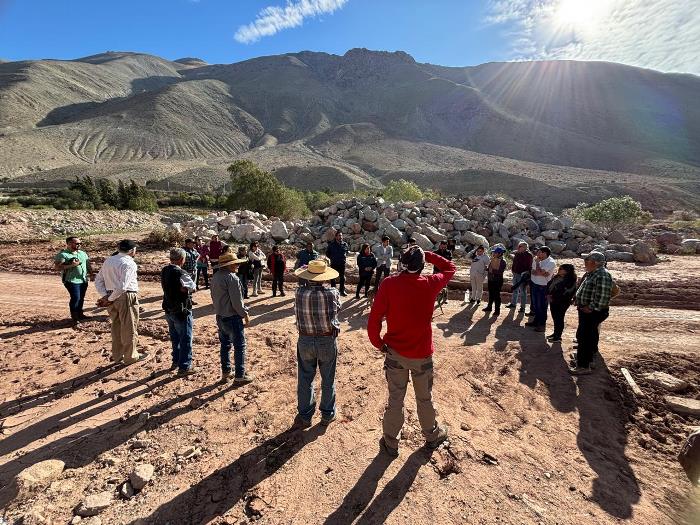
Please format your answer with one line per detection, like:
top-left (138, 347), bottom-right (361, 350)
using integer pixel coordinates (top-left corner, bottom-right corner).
top-left (485, 0), bottom-right (700, 75)
top-left (234, 0), bottom-right (349, 44)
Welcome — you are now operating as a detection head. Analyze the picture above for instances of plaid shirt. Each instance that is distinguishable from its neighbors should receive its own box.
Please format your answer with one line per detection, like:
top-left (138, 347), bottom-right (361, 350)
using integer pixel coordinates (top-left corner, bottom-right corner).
top-left (295, 285), bottom-right (341, 336)
top-left (576, 266), bottom-right (613, 311)
top-left (183, 248), bottom-right (198, 276)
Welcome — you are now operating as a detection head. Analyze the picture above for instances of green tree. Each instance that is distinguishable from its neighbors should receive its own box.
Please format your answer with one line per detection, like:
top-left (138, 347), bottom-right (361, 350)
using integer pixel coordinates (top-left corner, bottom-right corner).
top-left (69, 176), bottom-right (102, 208)
top-left (125, 180), bottom-right (158, 212)
top-left (580, 196), bottom-right (652, 231)
top-left (117, 180), bottom-right (129, 209)
top-left (382, 179), bottom-right (424, 203)
top-left (97, 179), bottom-right (119, 208)
top-left (226, 161), bottom-right (309, 219)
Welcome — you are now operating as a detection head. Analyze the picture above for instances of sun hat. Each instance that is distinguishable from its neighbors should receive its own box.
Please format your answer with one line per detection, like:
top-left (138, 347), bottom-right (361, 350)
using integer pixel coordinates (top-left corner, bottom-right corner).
top-left (293, 259), bottom-right (339, 282)
top-left (213, 252), bottom-right (248, 269)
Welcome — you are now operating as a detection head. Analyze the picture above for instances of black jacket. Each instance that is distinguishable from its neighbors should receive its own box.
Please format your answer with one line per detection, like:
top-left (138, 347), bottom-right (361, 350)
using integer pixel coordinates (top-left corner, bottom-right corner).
top-left (357, 253), bottom-right (377, 276)
top-left (547, 276), bottom-right (576, 305)
top-left (161, 264), bottom-right (192, 316)
top-left (433, 248), bottom-right (453, 274)
top-left (326, 240), bottom-right (349, 265)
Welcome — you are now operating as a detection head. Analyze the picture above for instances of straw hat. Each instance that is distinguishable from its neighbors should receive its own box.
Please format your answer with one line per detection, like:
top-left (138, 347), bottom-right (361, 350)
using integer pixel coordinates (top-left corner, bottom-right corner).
top-left (293, 259), bottom-right (339, 282)
top-left (213, 252), bottom-right (248, 269)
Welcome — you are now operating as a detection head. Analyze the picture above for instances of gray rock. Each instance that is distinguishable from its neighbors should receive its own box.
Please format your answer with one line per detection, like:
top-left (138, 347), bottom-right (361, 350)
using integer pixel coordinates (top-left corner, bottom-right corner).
top-left (547, 240), bottom-right (566, 254)
top-left (665, 396), bottom-right (700, 416)
top-left (541, 230), bottom-right (560, 240)
top-left (129, 464), bottom-right (155, 491)
top-left (120, 481), bottom-right (135, 500)
top-left (606, 230), bottom-right (629, 244)
top-left (656, 232), bottom-right (682, 246)
top-left (680, 239), bottom-right (700, 254)
top-left (461, 231), bottom-right (490, 249)
top-left (644, 372), bottom-right (689, 392)
top-left (392, 219), bottom-right (407, 231)
top-left (453, 219), bottom-right (469, 231)
top-left (270, 221), bottom-right (289, 241)
top-left (421, 224), bottom-right (447, 243)
top-left (76, 491), bottom-right (113, 517)
top-left (412, 233), bottom-right (434, 251)
top-left (632, 241), bottom-right (657, 263)
top-left (604, 250), bottom-right (635, 262)
top-left (384, 225), bottom-right (404, 245)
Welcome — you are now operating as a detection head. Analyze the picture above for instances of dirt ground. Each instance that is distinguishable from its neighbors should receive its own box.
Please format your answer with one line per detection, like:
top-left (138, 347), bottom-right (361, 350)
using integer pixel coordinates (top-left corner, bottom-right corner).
top-left (1, 242), bottom-right (699, 524)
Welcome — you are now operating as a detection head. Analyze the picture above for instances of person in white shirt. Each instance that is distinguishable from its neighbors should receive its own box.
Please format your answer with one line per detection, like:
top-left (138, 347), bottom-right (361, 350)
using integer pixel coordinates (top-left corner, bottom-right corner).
top-left (372, 235), bottom-right (393, 290)
top-left (95, 239), bottom-right (148, 365)
top-left (248, 242), bottom-right (266, 296)
top-left (526, 246), bottom-right (556, 332)
top-left (466, 245), bottom-right (490, 304)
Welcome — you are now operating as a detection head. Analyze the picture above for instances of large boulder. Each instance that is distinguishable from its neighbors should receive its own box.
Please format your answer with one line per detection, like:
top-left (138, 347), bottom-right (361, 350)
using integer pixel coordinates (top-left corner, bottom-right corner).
top-left (680, 239), bottom-right (700, 254)
top-left (541, 230), bottom-right (560, 240)
top-left (656, 232), bottom-right (682, 247)
top-left (383, 224), bottom-right (404, 245)
top-left (605, 250), bottom-right (635, 262)
top-left (547, 240), bottom-right (566, 254)
top-left (461, 231), bottom-right (490, 249)
top-left (632, 241), bottom-right (657, 264)
top-left (362, 219), bottom-right (379, 232)
top-left (607, 230), bottom-right (629, 244)
top-left (270, 221), bottom-right (289, 242)
top-left (643, 372), bottom-right (689, 392)
top-left (392, 219), bottom-right (407, 231)
top-left (453, 219), bottom-right (469, 231)
top-left (16, 459), bottom-right (65, 492)
top-left (422, 224), bottom-right (447, 243)
top-left (572, 221), bottom-right (599, 238)
top-left (412, 233), bottom-right (434, 251)
top-left (231, 224), bottom-right (255, 242)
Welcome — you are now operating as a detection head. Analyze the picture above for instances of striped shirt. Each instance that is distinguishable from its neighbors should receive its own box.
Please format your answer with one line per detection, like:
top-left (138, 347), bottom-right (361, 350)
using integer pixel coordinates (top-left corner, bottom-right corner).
top-left (183, 248), bottom-right (198, 276)
top-left (295, 284), bottom-right (342, 336)
top-left (575, 267), bottom-right (613, 311)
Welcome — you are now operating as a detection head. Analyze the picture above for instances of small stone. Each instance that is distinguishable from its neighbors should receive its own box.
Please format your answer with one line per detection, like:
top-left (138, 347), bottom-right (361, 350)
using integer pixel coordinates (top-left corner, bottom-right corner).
top-left (76, 491), bottom-right (113, 517)
top-left (120, 481), bottom-right (135, 500)
top-left (16, 459), bottom-right (65, 491)
top-left (71, 516), bottom-right (83, 524)
top-left (131, 439), bottom-right (150, 449)
top-left (460, 423), bottom-right (472, 431)
top-left (176, 445), bottom-right (201, 459)
top-left (643, 372), bottom-right (689, 392)
top-left (129, 464), bottom-right (155, 491)
top-left (189, 397), bottom-right (204, 409)
top-left (665, 396), bottom-right (700, 416)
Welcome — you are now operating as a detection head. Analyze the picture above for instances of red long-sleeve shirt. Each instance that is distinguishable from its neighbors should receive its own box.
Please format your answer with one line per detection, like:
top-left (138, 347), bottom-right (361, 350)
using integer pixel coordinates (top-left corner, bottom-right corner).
top-left (367, 251), bottom-right (456, 359)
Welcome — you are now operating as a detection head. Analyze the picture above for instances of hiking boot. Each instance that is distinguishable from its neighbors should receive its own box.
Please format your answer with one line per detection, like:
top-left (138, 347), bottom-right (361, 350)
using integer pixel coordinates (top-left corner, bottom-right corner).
top-left (293, 415), bottom-right (312, 429)
top-left (425, 426), bottom-right (449, 450)
top-left (169, 362), bottom-right (178, 371)
top-left (519, 307), bottom-right (527, 313)
top-left (280, 292), bottom-right (286, 297)
top-left (321, 414), bottom-right (337, 426)
top-left (177, 367), bottom-right (196, 377)
top-left (482, 306), bottom-right (492, 312)
top-left (379, 437), bottom-right (399, 458)
top-left (568, 365), bottom-right (593, 376)
top-left (124, 352), bottom-right (150, 365)
top-left (234, 374), bottom-right (254, 385)
top-left (547, 335), bottom-right (562, 343)
top-left (220, 370), bottom-right (232, 383)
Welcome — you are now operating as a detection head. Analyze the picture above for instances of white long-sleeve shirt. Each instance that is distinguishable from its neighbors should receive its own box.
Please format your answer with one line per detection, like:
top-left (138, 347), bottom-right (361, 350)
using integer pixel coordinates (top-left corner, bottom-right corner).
top-left (95, 253), bottom-right (139, 302)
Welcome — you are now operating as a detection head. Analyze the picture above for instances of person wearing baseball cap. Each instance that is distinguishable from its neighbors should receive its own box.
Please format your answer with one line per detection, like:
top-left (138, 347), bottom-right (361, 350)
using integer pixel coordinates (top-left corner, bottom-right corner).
top-left (95, 239), bottom-right (148, 365)
top-left (483, 244), bottom-right (507, 316)
top-left (367, 245), bottom-right (455, 457)
top-left (293, 259), bottom-right (342, 427)
top-left (570, 251), bottom-right (613, 375)
top-left (210, 252), bottom-right (254, 383)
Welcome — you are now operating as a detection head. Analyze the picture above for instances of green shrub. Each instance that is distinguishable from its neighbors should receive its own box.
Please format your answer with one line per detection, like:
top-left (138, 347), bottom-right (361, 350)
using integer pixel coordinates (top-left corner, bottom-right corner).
top-left (382, 179), bottom-right (424, 203)
top-left (144, 228), bottom-right (185, 248)
top-left (579, 196), bottom-right (651, 231)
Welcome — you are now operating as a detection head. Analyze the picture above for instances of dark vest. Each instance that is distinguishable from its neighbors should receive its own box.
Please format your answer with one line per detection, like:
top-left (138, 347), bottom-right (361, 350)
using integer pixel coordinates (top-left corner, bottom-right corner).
top-left (161, 264), bottom-right (192, 315)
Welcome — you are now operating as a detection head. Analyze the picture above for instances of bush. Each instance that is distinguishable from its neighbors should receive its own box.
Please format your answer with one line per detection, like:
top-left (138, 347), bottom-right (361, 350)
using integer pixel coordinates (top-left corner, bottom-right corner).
top-left (144, 228), bottom-right (185, 248)
top-left (579, 196), bottom-right (651, 231)
top-left (382, 179), bottom-right (424, 203)
top-left (226, 160), bottom-right (310, 219)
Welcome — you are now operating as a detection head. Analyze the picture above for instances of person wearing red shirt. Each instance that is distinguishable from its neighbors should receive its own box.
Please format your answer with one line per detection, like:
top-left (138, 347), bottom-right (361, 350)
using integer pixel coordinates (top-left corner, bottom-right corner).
top-left (367, 247), bottom-right (455, 457)
top-left (208, 234), bottom-right (224, 274)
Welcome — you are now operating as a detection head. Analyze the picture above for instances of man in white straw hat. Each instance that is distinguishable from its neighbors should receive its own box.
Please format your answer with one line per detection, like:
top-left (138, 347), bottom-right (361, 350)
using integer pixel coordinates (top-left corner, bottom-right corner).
top-left (210, 252), bottom-right (254, 384)
top-left (292, 259), bottom-right (342, 427)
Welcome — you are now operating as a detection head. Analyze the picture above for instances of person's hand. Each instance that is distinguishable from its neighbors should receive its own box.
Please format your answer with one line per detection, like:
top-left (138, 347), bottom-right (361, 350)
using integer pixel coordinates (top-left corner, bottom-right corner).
top-left (96, 296), bottom-right (111, 308)
top-left (71, 259), bottom-right (81, 267)
top-left (244, 314), bottom-right (250, 326)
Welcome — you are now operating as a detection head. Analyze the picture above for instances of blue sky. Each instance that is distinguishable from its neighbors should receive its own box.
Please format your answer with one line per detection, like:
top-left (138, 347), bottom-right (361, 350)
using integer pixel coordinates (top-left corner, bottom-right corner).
top-left (0, 0), bottom-right (698, 73)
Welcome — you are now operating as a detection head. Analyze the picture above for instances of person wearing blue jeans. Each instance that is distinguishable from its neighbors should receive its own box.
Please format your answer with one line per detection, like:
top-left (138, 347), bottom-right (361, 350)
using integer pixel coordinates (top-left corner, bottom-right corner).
top-left (297, 335), bottom-right (338, 422)
top-left (210, 252), bottom-right (254, 384)
top-left (65, 281), bottom-right (89, 319)
top-left (525, 246), bottom-right (556, 332)
top-left (293, 259), bottom-right (342, 427)
top-left (54, 236), bottom-right (91, 323)
top-left (161, 248), bottom-right (196, 375)
top-left (530, 283), bottom-right (548, 326)
top-left (216, 314), bottom-right (247, 379)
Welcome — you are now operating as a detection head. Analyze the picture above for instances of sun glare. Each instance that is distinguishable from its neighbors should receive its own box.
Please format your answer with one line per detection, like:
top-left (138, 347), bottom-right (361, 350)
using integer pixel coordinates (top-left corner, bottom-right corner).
top-left (552, 0), bottom-right (611, 33)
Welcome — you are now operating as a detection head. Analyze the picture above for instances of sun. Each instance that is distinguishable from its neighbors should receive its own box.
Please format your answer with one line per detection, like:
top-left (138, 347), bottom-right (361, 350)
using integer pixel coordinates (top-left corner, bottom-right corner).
top-left (552, 0), bottom-right (611, 33)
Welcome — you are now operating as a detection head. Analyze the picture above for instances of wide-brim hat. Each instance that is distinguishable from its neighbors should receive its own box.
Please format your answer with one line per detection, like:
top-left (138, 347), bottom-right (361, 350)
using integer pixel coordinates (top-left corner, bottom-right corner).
top-left (294, 259), bottom-right (339, 282)
top-left (214, 252), bottom-right (248, 269)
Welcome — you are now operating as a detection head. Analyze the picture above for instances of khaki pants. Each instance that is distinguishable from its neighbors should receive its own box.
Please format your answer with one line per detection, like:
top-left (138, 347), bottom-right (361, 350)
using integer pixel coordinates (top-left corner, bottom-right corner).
top-left (382, 348), bottom-right (441, 449)
top-left (107, 292), bottom-right (140, 363)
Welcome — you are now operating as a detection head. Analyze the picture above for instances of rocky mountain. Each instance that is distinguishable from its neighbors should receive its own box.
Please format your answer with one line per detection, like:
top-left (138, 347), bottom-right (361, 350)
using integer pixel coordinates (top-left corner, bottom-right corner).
top-left (1, 49), bottom-right (699, 210)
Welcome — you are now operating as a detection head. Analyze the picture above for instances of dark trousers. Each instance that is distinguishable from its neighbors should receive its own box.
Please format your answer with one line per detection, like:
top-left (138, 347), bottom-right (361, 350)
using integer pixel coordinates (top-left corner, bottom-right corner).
top-left (374, 265), bottom-right (390, 290)
top-left (531, 283), bottom-right (548, 326)
top-left (330, 262), bottom-right (346, 292)
top-left (549, 302), bottom-right (570, 338)
top-left (356, 271), bottom-right (374, 297)
top-left (487, 278), bottom-right (503, 311)
top-left (64, 282), bottom-right (88, 320)
top-left (272, 272), bottom-right (285, 296)
top-left (196, 266), bottom-right (209, 289)
top-left (575, 308), bottom-right (609, 367)
top-left (238, 274), bottom-right (249, 299)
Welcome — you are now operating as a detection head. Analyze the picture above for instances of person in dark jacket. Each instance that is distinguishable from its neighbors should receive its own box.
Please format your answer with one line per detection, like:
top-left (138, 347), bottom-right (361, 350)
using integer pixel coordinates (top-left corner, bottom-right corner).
top-left (356, 243), bottom-right (377, 299)
top-left (483, 245), bottom-right (507, 316)
top-left (267, 245), bottom-right (287, 297)
top-left (236, 246), bottom-right (252, 299)
top-left (506, 241), bottom-right (533, 312)
top-left (326, 231), bottom-right (349, 296)
top-left (546, 263), bottom-right (577, 343)
top-left (432, 240), bottom-right (453, 273)
top-left (161, 248), bottom-right (196, 376)
top-left (295, 241), bottom-right (319, 269)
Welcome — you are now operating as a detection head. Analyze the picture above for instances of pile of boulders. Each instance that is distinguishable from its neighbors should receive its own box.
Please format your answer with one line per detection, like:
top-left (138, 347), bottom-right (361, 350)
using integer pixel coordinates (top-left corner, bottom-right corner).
top-left (170, 195), bottom-right (700, 263)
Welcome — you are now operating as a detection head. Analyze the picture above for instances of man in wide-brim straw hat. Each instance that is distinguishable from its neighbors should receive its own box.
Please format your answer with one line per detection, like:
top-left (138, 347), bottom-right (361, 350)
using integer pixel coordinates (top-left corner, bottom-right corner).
top-left (210, 252), bottom-right (254, 384)
top-left (292, 259), bottom-right (342, 427)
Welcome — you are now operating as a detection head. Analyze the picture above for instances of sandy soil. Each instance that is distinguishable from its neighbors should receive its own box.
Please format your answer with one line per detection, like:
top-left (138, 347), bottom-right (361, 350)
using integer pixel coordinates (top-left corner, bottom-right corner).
top-left (0, 259), bottom-right (699, 523)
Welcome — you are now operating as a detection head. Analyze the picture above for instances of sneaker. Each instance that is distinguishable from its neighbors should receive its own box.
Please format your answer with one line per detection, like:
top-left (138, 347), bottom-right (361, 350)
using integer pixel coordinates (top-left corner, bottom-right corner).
top-left (124, 352), bottom-right (150, 365)
top-left (425, 426), bottom-right (449, 450)
top-left (293, 415), bottom-right (312, 429)
top-left (506, 303), bottom-right (517, 309)
top-left (220, 370), bottom-right (232, 383)
top-left (569, 351), bottom-right (578, 361)
top-left (468, 299), bottom-right (475, 304)
top-left (252, 293), bottom-right (259, 297)
top-left (320, 414), bottom-right (337, 426)
top-left (476, 300), bottom-right (481, 305)
top-left (78, 313), bottom-right (92, 321)
top-left (547, 336), bottom-right (562, 343)
top-left (280, 292), bottom-right (286, 297)
top-left (234, 374), bottom-right (254, 385)
top-left (177, 367), bottom-right (196, 376)
top-left (379, 437), bottom-right (399, 458)
top-left (568, 366), bottom-right (593, 376)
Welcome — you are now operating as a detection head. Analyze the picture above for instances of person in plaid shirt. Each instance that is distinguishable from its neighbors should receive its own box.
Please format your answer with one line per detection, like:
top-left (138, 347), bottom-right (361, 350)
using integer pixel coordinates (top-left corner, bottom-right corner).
top-left (571, 252), bottom-right (613, 375)
top-left (293, 259), bottom-right (342, 427)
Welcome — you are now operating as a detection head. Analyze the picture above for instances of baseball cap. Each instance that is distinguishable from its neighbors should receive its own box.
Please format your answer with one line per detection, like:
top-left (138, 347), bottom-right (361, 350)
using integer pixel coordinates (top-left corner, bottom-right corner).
top-left (583, 252), bottom-right (606, 263)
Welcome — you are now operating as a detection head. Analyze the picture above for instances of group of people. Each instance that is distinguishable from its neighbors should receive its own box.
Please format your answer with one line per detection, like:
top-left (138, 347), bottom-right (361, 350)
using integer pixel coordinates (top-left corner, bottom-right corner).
top-left (54, 230), bottom-right (614, 459)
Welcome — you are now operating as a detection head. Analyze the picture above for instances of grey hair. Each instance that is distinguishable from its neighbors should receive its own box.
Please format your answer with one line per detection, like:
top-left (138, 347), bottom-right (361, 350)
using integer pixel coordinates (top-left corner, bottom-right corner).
top-left (518, 241), bottom-right (529, 249)
top-left (169, 247), bottom-right (186, 262)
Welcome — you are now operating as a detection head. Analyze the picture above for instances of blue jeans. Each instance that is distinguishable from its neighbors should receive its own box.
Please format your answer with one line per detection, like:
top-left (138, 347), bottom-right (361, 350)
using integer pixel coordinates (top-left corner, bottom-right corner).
top-left (531, 283), bottom-right (548, 326)
top-left (297, 335), bottom-right (338, 420)
top-left (216, 315), bottom-right (246, 376)
top-left (511, 272), bottom-right (528, 306)
top-left (165, 311), bottom-right (193, 371)
top-left (64, 281), bottom-right (88, 319)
